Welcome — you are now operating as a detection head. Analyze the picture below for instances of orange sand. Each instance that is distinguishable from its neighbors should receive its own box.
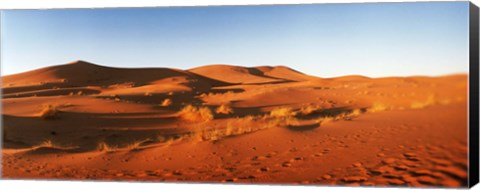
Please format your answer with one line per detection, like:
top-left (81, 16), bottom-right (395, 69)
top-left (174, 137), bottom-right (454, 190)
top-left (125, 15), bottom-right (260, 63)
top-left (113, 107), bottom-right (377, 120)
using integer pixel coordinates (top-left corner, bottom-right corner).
top-left (1, 61), bottom-right (468, 187)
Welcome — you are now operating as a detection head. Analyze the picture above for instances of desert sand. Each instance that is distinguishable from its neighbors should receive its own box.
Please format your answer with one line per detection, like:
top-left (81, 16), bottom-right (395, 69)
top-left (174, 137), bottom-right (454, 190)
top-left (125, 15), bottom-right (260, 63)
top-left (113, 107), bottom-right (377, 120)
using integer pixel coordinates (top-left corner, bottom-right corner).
top-left (1, 60), bottom-right (469, 187)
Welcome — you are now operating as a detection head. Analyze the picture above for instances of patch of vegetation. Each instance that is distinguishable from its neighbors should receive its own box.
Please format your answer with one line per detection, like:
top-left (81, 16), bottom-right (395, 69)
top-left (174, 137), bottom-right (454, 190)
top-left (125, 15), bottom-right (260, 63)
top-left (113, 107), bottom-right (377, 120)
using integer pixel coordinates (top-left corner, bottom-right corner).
top-left (178, 105), bottom-right (214, 122)
top-left (193, 116), bottom-right (259, 142)
top-left (215, 104), bottom-right (233, 115)
top-left (126, 141), bottom-right (143, 151)
top-left (32, 139), bottom-right (77, 150)
top-left (269, 107), bottom-right (296, 118)
top-left (299, 105), bottom-right (321, 115)
top-left (161, 98), bottom-right (172, 107)
top-left (97, 142), bottom-right (118, 153)
top-left (39, 105), bottom-right (59, 119)
top-left (33, 139), bottom-right (60, 149)
top-left (411, 95), bottom-right (436, 109)
top-left (367, 102), bottom-right (388, 113)
top-left (144, 91), bottom-right (153, 96)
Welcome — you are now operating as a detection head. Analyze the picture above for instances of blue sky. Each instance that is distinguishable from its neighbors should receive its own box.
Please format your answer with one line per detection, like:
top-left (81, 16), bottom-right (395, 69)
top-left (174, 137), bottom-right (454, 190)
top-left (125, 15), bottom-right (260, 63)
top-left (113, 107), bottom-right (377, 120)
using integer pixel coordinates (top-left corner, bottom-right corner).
top-left (0, 2), bottom-right (469, 77)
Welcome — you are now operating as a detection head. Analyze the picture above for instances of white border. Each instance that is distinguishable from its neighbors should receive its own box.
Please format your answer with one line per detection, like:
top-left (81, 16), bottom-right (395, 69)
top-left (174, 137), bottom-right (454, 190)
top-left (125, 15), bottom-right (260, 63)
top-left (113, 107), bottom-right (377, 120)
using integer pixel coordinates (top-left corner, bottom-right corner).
top-left (0, 0), bottom-right (478, 190)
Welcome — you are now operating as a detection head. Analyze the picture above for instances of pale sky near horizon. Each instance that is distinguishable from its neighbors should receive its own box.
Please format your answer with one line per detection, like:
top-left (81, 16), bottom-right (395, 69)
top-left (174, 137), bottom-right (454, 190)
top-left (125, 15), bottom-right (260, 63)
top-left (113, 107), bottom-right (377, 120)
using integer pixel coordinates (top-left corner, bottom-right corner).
top-left (0, 2), bottom-right (470, 77)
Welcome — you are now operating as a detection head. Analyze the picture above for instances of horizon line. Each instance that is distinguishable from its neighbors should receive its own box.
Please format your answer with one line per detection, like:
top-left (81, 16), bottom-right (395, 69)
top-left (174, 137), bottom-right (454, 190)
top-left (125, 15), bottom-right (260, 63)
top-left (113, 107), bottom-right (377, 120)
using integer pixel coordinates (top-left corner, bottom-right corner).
top-left (0, 59), bottom-right (469, 79)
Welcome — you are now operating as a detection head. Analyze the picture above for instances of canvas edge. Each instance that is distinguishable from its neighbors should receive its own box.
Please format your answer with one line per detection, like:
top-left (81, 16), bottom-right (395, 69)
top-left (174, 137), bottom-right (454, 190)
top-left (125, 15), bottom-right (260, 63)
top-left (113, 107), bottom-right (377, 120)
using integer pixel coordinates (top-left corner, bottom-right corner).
top-left (0, 10), bottom-right (4, 180)
top-left (469, 1), bottom-right (480, 188)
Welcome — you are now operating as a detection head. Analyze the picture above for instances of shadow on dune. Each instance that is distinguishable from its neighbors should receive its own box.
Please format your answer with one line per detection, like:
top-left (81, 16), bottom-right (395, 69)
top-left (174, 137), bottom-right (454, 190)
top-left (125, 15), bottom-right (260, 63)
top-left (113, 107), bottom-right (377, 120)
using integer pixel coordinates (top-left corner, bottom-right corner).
top-left (239, 80), bottom-right (298, 86)
top-left (2, 61), bottom-right (238, 99)
top-left (297, 107), bottom-right (363, 120)
top-left (286, 123), bottom-right (321, 131)
top-left (214, 103), bottom-right (294, 119)
top-left (97, 92), bottom-right (205, 108)
top-left (3, 82), bottom-right (77, 94)
top-left (2, 112), bottom-right (185, 151)
top-left (3, 88), bottom-right (101, 99)
top-left (209, 88), bottom-right (245, 94)
top-left (24, 146), bottom-right (84, 155)
top-left (42, 61), bottom-right (230, 87)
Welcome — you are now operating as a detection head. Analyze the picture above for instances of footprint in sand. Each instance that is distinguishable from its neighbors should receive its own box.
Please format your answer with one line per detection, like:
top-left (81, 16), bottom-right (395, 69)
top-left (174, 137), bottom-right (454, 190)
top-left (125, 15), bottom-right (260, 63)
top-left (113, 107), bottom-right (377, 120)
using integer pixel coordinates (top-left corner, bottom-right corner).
top-left (222, 178), bottom-right (239, 182)
top-left (281, 161), bottom-right (292, 167)
top-left (352, 162), bottom-right (363, 167)
top-left (342, 176), bottom-right (368, 183)
top-left (369, 165), bottom-right (394, 175)
top-left (429, 158), bottom-right (451, 166)
top-left (382, 158), bottom-right (397, 165)
top-left (401, 160), bottom-right (419, 167)
top-left (238, 175), bottom-right (256, 180)
top-left (410, 169), bottom-right (433, 176)
top-left (251, 155), bottom-right (268, 161)
top-left (387, 179), bottom-right (406, 185)
top-left (417, 176), bottom-right (437, 185)
top-left (265, 151), bottom-right (278, 158)
top-left (393, 165), bottom-right (408, 171)
top-left (321, 174), bottom-right (332, 180)
top-left (258, 167), bottom-right (270, 172)
top-left (293, 156), bottom-right (305, 161)
top-left (434, 166), bottom-right (467, 180)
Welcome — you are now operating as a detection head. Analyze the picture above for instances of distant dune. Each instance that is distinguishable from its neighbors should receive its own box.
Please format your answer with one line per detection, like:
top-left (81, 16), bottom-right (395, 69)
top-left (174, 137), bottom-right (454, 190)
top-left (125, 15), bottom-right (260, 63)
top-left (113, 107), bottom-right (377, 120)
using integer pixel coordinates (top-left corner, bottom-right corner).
top-left (2, 60), bottom-right (229, 88)
top-left (1, 60), bottom-right (469, 187)
top-left (188, 64), bottom-right (315, 84)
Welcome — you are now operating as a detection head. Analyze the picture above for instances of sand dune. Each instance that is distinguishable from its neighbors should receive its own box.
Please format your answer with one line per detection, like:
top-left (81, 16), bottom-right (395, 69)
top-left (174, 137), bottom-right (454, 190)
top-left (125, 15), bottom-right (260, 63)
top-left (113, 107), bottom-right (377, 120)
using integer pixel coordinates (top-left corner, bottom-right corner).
top-left (1, 61), bottom-right (469, 187)
top-left (189, 64), bottom-right (305, 84)
top-left (258, 65), bottom-right (316, 81)
top-left (3, 60), bottom-right (227, 89)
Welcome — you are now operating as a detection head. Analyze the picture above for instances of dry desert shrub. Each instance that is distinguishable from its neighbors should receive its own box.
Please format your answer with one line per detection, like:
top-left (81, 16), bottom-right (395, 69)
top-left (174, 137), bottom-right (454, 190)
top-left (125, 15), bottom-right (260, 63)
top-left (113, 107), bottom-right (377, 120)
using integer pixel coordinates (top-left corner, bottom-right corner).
top-left (39, 104), bottom-right (59, 119)
top-left (191, 124), bottom-right (221, 142)
top-left (156, 135), bottom-right (167, 142)
top-left (299, 105), bottom-right (321, 115)
top-left (161, 98), bottom-right (172, 107)
top-left (126, 138), bottom-right (157, 151)
top-left (157, 135), bottom-right (177, 145)
top-left (438, 98), bottom-right (452, 105)
top-left (193, 116), bottom-right (260, 142)
top-left (268, 107), bottom-right (299, 126)
top-left (411, 95), bottom-right (436, 109)
top-left (33, 139), bottom-right (59, 149)
top-left (126, 141), bottom-right (143, 151)
top-left (269, 107), bottom-right (296, 118)
top-left (178, 105), bottom-right (213, 122)
top-left (109, 94), bottom-right (121, 102)
top-left (215, 104), bottom-right (233, 114)
top-left (162, 137), bottom-right (176, 146)
top-left (349, 108), bottom-right (363, 117)
top-left (32, 139), bottom-right (77, 150)
top-left (226, 116), bottom-right (255, 135)
top-left (97, 142), bottom-right (118, 153)
top-left (334, 108), bottom-right (363, 121)
top-left (316, 116), bottom-right (334, 125)
top-left (313, 108), bottom-right (364, 125)
top-left (367, 102), bottom-right (388, 113)
top-left (198, 128), bottom-right (223, 141)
